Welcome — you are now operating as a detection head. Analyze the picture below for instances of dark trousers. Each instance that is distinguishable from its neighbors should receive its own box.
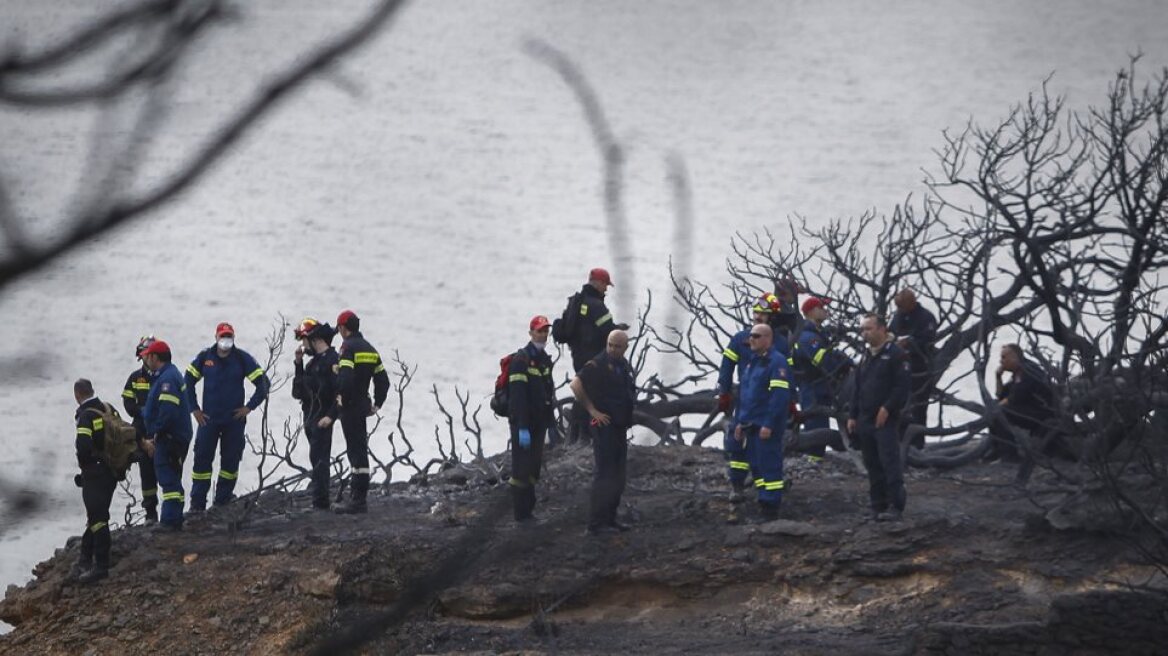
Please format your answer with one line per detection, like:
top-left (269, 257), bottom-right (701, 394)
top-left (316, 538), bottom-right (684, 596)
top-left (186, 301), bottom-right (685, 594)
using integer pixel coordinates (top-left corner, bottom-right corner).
top-left (798, 381), bottom-right (831, 457)
top-left (80, 465), bottom-right (117, 568)
top-left (136, 443), bottom-right (158, 514)
top-left (589, 424), bottom-right (628, 528)
top-left (340, 409), bottom-right (370, 504)
top-left (857, 422), bottom-right (906, 513)
top-left (305, 418), bottom-right (334, 508)
top-left (508, 423), bottom-right (546, 520)
top-left (568, 402), bottom-right (594, 444)
top-left (155, 434), bottom-right (189, 527)
top-left (190, 419), bottom-right (246, 508)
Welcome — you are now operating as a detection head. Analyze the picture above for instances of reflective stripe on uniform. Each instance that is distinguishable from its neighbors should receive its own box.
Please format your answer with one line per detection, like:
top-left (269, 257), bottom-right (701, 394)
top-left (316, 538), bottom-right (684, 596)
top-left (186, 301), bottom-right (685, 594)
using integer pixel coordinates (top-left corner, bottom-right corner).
top-left (812, 348), bottom-right (827, 366)
top-left (219, 470), bottom-right (237, 480)
top-left (354, 352), bottom-right (379, 365)
top-left (579, 305), bottom-right (589, 316)
top-left (594, 312), bottom-right (612, 326)
top-left (374, 364), bottom-right (386, 374)
top-left (769, 379), bottom-right (790, 389)
top-left (526, 367), bottom-right (544, 377)
top-left (723, 348), bottom-right (740, 363)
top-left (89, 521), bottom-right (108, 533)
top-left (787, 357), bottom-right (795, 366)
top-left (729, 460), bottom-right (750, 471)
top-left (763, 480), bottom-right (786, 491)
top-left (352, 468), bottom-right (371, 475)
top-left (191, 471), bottom-right (213, 481)
top-left (509, 373), bottom-right (528, 383)
top-left (77, 427), bottom-right (93, 437)
top-left (754, 479), bottom-right (766, 488)
top-left (132, 382), bottom-right (152, 390)
top-left (160, 393), bottom-right (181, 405)
top-left (186, 364), bottom-right (202, 379)
top-left (162, 491), bottom-right (185, 502)
top-left (122, 389), bottom-right (136, 399)
top-left (93, 417), bottom-right (104, 430)
top-left (339, 359), bottom-right (355, 369)
top-left (143, 488), bottom-right (157, 497)
top-left (247, 367), bottom-right (265, 382)
top-left (508, 476), bottom-right (529, 488)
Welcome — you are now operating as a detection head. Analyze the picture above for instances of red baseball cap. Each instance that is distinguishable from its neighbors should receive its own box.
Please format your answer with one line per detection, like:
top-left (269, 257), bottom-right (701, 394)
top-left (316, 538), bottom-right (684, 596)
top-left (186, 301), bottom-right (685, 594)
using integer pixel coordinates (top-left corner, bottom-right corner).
top-left (139, 340), bottom-right (171, 357)
top-left (215, 322), bottom-right (235, 338)
top-left (589, 267), bottom-right (614, 287)
top-left (529, 315), bottom-right (551, 331)
top-left (801, 297), bottom-right (829, 315)
top-left (336, 309), bottom-right (358, 330)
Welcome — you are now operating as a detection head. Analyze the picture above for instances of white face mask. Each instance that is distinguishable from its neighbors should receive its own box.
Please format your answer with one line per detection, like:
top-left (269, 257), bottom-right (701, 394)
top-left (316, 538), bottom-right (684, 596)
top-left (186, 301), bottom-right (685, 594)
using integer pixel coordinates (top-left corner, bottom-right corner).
top-left (217, 337), bottom-right (234, 351)
top-left (531, 339), bottom-right (547, 351)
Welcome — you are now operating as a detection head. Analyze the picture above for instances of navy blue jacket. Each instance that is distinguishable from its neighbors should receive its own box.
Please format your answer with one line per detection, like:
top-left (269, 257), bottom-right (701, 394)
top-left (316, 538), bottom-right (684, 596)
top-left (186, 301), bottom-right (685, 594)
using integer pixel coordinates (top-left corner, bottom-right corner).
top-left (507, 342), bottom-right (556, 431)
top-left (998, 359), bottom-right (1056, 431)
top-left (337, 331), bottom-right (391, 414)
top-left (793, 322), bottom-right (852, 386)
top-left (145, 362), bottom-right (194, 440)
top-left (570, 284), bottom-right (618, 372)
top-left (75, 397), bottom-right (108, 469)
top-left (122, 365), bottom-right (153, 432)
top-left (889, 304), bottom-right (938, 372)
top-left (292, 347), bottom-right (340, 421)
top-left (849, 341), bottom-right (911, 426)
top-left (735, 347), bottom-right (792, 432)
top-left (719, 327), bottom-right (790, 394)
top-left (185, 346), bottom-right (270, 419)
top-left (578, 351), bottom-right (637, 429)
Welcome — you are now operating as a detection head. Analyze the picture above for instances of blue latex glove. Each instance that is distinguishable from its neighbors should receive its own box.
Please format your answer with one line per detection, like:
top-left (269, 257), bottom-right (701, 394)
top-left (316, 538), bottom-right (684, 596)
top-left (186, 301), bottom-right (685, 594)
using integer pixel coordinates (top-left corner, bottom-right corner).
top-left (518, 428), bottom-right (532, 449)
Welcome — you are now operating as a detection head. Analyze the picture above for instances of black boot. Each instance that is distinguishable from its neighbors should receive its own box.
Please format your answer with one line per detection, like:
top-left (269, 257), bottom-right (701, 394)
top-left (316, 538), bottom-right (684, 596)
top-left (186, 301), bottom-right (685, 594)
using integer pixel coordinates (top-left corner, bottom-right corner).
top-left (77, 565), bottom-right (109, 585)
top-left (69, 559), bottom-right (92, 581)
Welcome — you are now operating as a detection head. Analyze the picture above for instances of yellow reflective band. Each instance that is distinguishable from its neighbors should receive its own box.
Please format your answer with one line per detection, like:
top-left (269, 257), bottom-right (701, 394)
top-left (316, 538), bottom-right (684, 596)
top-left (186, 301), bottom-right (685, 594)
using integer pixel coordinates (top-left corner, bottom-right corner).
top-left (159, 393), bottom-right (181, 405)
top-left (77, 427), bottom-right (93, 437)
top-left (162, 492), bottom-right (184, 501)
top-left (769, 380), bottom-right (790, 389)
top-left (787, 357), bottom-right (795, 366)
top-left (729, 461), bottom-right (750, 470)
top-left (526, 367), bottom-right (544, 376)
top-left (93, 418), bottom-right (104, 430)
top-left (374, 364), bottom-right (386, 374)
top-left (508, 476), bottom-right (529, 488)
top-left (723, 348), bottom-right (740, 363)
top-left (89, 521), bottom-right (108, 533)
top-left (247, 368), bottom-right (264, 382)
top-left (143, 488), bottom-right (157, 497)
top-left (806, 455), bottom-right (823, 463)
top-left (339, 359), bottom-right (355, 369)
top-left (122, 389), bottom-right (136, 399)
top-left (354, 352), bottom-right (380, 365)
top-left (133, 382), bottom-right (152, 390)
top-left (579, 305), bottom-right (589, 316)
top-left (764, 481), bottom-right (786, 490)
top-left (219, 470), bottom-right (238, 480)
top-left (186, 364), bottom-right (202, 379)
top-left (509, 374), bottom-right (528, 383)
top-left (755, 479), bottom-right (766, 488)
top-left (191, 471), bottom-right (212, 481)
top-left (594, 312), bottom-right (612, 326)
top-left (813, 348), bottom-right (827, 366)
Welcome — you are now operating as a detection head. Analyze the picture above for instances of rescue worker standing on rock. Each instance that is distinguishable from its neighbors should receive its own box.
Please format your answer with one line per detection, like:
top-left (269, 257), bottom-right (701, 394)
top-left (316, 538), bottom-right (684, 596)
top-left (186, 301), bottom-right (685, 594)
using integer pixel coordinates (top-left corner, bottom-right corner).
top-left (792, 296), bottom-right (853, 461)
top-left (507, 315), bottom-right (556, 523)
top-left (122, 336), bottom-right (159, 523)
top-left (184, 322), bottom-right (271, 512)
top-left (572, 330), bottom-right (637, 535)
top-left (889, 288), bottom-right (938, 449)
top-left (734, 324), bottom-right (792, 522)
top-left (291, 318), bottom-right (339, 511)
top-left (847, 314), bottom-right (911, 522)
top-left (333, 310), bottom-right (390, 514)
top-left (72, 378), bottom-right (117, 584)
top-left (716, 294), bottom-right (784, 512)
top-left (566, 268), bottom-right (629, 443)
top-left (140, 340), bottom-right (193, 531)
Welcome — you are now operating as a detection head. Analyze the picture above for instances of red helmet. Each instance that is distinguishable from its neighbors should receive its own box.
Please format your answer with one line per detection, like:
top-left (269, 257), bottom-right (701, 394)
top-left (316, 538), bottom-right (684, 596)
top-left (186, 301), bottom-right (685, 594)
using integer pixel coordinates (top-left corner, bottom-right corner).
top-left (336, 310), bottom-right (358, 330)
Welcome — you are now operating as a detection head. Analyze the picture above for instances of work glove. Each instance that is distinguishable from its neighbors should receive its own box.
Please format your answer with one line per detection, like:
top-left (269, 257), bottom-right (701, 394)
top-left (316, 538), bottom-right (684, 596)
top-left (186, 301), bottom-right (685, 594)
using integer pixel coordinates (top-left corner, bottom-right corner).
top-left (717, 393), bottom-right (733, 413)
top-left (518, 428), bottom-right (532, 449)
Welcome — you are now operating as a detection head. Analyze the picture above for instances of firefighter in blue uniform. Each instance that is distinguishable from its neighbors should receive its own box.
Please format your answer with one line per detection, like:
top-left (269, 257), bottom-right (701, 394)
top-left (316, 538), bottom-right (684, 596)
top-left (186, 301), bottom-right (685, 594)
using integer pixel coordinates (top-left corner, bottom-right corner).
top-left (507, 315), bottom-right (556, 523)
top-left (184, 322), bottom-right (271, 511)
top-left (717, 293), bottom-right (787, 510)
top-left (121, 336), bottom-right (159, 522)
top-left (291, 318), bottom-right (339, 510)
top-left (847, 314), bottom-right (911, 521)
top-left (333, 310), bottom-right (390, 514)
top-left (72, 378), bottom-right (117, 583)
top-left (792, 296), bottom-right (853, 460)
top-left (734, 324), bottom-right (792, 522)
top-left (140, 340), bottom-right (193, 531)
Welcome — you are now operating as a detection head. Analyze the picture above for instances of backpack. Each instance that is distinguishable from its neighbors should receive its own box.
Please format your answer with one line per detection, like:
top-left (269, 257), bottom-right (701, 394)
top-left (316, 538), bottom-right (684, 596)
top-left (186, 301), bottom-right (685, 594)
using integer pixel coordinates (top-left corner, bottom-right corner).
top-left (490, 351), bottom-right (529, 418)
top-left (88, 403), bottom-right (139, 480)
top-left (551, 292), bottom-right (585, 345)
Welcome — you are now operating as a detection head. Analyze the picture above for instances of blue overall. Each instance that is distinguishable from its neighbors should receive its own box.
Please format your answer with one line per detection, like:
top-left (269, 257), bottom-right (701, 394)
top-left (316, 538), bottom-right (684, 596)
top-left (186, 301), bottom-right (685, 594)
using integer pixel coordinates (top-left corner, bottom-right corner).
top-left (717, 328), bottom-right (753, 486)
top-left (735, 348), bottom-right (792, 508)
top-left (143, 362), bottom-right (193, 527)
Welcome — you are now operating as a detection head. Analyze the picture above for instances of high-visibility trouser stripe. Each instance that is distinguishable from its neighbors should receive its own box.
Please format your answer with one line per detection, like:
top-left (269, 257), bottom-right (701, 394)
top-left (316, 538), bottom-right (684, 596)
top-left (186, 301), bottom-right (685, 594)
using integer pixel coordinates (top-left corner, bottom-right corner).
top-left (93, 418), bottom-right (104, 430)
top-left (132, 383), bottom-right (152, 390)
top-left (806, 455), bottom-right (823, 463)
top-left (374, 364), bottom-right (386, 373)
top-left (722, 348), bottom-right (740, 363)
top-left (763, 480), bottom-right (786, 491)
top-left (186, 364), bottom-right (202, 379)
top-left (769, 380), bottom-right (790, 389)
top-left (77, 427), bottom-right (93, 437)
top-left (812, 348), bottom-right (827, 366)
top-left (191, 471), bottom-right (213, 481)
top-left (247, 368), bottom-right (265, 382)
top-left (160, 393), bottom-right (182, 405)
top-left (122, 389), bottom-right (136, 399)
top-left (162, 492), bottom-right (184, 502)
top-left (89, 521), bottom-right (108, 533)
top-left (339, 359), bottom-right (355, 369)
top-left (509, 374), bottom-right (528, 383)
top-left (143, 488), bottom-right (157, 497)
top-left (508, 475), bottom-right (537, 487)
top-left (594, 313), bottom-right (612, 326)
top-left (352, 468), bottom-right (371, 475)
top-left (218, 470), bottom-right (237, 480)
top-left (729, 460), bottom-right (750, 471)
top-left (354, 352), bottom-right (380, 364)
top-left (755, 479), bottom-right (766, 488)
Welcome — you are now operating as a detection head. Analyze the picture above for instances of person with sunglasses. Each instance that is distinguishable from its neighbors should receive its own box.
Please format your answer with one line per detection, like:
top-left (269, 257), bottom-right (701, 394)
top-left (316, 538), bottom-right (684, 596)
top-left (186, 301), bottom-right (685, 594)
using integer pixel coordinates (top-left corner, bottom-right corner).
top-left (734, 324), bottom-right (793, 522)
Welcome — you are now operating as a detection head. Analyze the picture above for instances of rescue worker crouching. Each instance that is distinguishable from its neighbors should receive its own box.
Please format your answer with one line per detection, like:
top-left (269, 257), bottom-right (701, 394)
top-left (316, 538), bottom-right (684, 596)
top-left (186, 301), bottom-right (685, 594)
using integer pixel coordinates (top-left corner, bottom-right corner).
top-left (291, 318), bottom-right (339, 511)
top-left (72, 378), bottom-right (117, 584)
top-left (122, 335), bottom-right (159, 522)
top-left (733, 324), bottom-right (793, 522)
top-left (184, 322), bottom-right (271, 512)
top-left (139, 340), bottom-right (194, 531)
top-left (333, 310), bottom-right (390, 515)
top-left (507, 315), bottom-right (556, 523)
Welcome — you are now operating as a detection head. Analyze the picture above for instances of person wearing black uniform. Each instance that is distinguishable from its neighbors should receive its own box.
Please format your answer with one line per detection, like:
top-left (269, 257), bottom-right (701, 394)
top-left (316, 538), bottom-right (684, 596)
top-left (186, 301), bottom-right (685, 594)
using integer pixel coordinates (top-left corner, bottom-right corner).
top-left (991, 343), bottom-right (1056, 462)
top-left (572, 330), bottom-right (637, 535)
top-left (73, 378), bottom-right (117, 584)
top-left (333, 309), bottom-right (390, 514)
top-left (890, 288), bottom-right (938, 448)
top-left (291, 318), bottom-right (339, 510)
top-left (122, 336), bottom-right (159, 522)
top-left (847, 314), bottom-right (912, 522)
top-left (567, 267), bottom-right (629, 442)
top-left (507, 315), bottom-right (557, 523)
